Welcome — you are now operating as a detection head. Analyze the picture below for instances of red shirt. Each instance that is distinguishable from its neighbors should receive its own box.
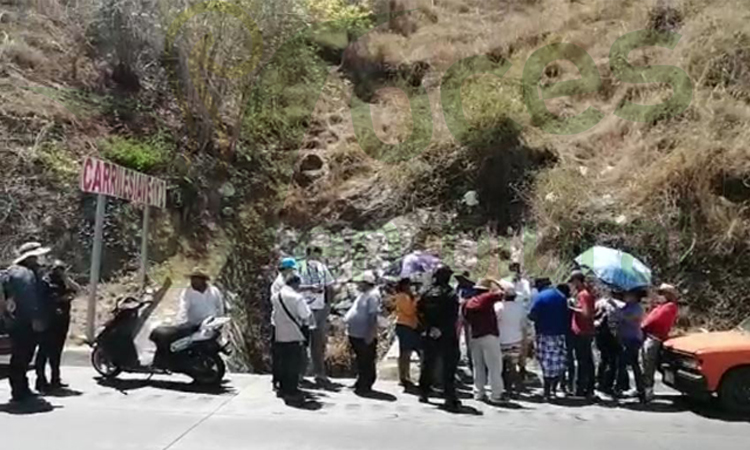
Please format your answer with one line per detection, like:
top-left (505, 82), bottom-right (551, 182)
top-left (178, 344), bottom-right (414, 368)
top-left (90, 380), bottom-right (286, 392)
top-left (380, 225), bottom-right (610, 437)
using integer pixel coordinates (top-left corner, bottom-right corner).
top-left (642, 302), bottom-right (679, 341)
top-left (464, 292), bottom-right (501, 338)
top-left (571, 289), bottom-right (596, 336)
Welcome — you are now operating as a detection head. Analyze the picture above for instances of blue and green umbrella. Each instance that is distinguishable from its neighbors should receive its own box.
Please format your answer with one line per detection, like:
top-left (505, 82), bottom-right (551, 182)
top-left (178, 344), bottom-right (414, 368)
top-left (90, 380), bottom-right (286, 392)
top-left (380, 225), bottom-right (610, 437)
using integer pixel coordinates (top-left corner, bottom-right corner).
top-left (574, 246), bottom-right (652, 291)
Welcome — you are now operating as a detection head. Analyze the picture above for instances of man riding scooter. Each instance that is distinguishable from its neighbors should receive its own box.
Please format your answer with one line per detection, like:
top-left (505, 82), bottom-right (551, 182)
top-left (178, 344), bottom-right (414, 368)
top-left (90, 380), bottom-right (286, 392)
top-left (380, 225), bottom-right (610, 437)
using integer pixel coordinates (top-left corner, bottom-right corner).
top-left (151, 268), bottom-right (225, 369)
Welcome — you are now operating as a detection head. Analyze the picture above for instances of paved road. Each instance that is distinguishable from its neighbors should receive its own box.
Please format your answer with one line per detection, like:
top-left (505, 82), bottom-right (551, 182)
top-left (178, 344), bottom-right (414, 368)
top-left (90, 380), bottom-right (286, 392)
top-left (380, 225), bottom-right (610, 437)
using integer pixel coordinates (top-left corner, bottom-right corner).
top-left (0, 364), bottom-right (748, 450)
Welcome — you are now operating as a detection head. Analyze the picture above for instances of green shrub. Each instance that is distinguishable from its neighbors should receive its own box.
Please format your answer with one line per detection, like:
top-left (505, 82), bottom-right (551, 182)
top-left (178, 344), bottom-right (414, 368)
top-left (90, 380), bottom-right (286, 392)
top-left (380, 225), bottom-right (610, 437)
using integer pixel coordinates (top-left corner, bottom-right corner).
top-left (38, 143), bottom-right (78, 182)
top-left (307, 0), bottom-right (374, 33)
top-left (242, 31), bottom-right (330, 151)
top-left (100, 132), bottom-right (172, 172)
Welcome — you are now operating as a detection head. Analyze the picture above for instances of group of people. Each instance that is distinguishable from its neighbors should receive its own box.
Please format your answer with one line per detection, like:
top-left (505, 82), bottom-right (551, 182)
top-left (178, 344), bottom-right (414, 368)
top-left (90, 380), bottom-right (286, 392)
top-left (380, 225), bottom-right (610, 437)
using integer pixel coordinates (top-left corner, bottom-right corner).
top-left (0, 241), bottom-right (233, 405)
top-left (393, 266), bottom-right (681, 406)
top-left (1, 239), bottom-right (680, 411)
top-left (0, 242), bottom-right (79, 403)
top-left (269, 247), bottom-right (337, 399)
top-left (269, 246), bottom-right (681, 411)
top-left (389, 263), bottom-right (533, 409)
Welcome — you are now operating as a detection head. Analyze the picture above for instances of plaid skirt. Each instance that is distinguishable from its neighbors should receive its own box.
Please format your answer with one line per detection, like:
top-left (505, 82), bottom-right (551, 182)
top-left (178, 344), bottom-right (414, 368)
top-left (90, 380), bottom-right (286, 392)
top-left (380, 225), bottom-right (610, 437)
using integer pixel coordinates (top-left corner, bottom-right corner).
top-left (536, 334), bottom-right (567, 378)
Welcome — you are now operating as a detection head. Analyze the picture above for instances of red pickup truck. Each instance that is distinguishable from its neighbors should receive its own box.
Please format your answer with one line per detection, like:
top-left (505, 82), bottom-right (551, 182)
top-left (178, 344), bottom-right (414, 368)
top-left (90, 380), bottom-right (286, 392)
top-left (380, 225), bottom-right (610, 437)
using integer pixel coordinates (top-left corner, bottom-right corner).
top-left (660, 316), bottom-right (750, 413)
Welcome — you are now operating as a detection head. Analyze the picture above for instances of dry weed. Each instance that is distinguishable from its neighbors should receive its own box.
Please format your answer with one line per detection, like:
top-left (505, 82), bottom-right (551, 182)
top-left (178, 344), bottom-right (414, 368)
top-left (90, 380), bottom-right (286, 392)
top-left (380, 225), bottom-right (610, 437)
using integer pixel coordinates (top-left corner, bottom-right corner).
top-left (0, 39), bottom-right (47, 69)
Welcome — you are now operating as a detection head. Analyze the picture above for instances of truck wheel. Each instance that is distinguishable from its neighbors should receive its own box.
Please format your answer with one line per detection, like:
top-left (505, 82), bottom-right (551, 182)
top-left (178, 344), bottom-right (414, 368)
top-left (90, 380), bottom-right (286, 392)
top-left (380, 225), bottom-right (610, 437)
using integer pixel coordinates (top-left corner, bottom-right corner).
top-left (719, 367), bottom-right (750, 414)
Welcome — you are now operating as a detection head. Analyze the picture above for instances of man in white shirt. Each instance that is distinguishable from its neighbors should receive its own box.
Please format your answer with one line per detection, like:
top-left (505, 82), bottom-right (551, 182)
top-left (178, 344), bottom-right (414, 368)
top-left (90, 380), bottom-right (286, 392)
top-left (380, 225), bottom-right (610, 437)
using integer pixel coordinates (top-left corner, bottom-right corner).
top-left (345, 271), bottom-right (381, 395)
top-left (271, 257), bottom-right (298, 298)
top-left (495, 283), bottom-right (527, 395)
top-left (299, 246), bottom-right (336, 385)
top-left (270, 257), bottom-right (298, 391)
top-left (271, 274), bottom-right (311, 399)
top-left (177, 269), bottom-right (225, 326)
top-left (152, 268), bottom-right (224, 369)
top-left (506, 262), bottom-right (533, 377)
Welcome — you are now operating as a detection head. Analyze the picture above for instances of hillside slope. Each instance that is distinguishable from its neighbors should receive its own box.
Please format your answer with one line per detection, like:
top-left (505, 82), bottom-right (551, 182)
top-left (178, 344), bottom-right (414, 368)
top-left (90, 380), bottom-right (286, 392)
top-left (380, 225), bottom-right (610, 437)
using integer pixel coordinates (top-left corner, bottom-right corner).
top-left (285, 0), bottom-right (750, 326)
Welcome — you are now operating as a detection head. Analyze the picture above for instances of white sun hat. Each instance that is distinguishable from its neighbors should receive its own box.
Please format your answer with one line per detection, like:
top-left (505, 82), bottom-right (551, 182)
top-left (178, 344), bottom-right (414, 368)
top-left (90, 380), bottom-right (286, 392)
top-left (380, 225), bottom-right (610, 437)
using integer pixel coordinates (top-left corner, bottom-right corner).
top-left (13, 242), bottom-right (51, 265)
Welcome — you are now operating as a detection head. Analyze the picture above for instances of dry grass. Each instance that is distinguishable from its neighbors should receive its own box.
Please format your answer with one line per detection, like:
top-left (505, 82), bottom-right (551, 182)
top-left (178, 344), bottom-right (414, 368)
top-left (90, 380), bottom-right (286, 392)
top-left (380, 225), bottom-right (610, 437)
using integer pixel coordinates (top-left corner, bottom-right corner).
top-left (0, 39), bottom-right (47, 69)
top-left (515, 0), bottom-right (750, 326)
top-left (307, 0), bottom-right (750, 326)
top-left (280, 0), bottom-right (750, 327)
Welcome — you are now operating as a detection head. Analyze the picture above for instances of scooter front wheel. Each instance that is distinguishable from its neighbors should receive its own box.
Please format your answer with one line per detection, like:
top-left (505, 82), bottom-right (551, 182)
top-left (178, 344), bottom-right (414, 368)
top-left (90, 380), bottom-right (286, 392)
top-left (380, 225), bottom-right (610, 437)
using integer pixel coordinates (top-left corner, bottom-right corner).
top-left (91, 344), bottom-right (122, 379)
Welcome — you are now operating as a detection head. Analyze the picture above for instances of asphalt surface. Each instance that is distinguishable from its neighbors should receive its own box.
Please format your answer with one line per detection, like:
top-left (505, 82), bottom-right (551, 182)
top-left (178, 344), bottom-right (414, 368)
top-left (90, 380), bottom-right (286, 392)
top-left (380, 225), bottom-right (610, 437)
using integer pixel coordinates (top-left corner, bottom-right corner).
top-left (0, 354), bottom-right (748, 450)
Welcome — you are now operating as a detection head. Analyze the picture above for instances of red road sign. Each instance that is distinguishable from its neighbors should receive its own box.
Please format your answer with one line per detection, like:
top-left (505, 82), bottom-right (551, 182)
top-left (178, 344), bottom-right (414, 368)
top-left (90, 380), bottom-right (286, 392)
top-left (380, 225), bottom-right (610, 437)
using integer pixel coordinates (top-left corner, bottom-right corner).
top-left (80, 157), bottom-right (166, 209)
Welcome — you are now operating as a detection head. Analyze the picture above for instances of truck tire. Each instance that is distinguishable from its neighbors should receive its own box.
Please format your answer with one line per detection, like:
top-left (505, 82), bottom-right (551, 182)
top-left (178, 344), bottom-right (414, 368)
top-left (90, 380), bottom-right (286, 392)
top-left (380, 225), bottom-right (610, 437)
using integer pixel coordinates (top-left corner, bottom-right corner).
top-left (719, 367), bottom-right (750, 414)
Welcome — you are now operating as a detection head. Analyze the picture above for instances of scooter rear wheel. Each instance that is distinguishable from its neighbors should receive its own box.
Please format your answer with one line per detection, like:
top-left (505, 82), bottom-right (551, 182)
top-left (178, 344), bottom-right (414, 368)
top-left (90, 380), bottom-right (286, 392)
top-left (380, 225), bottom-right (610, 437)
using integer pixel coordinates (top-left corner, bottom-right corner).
top-left (91, 345), bottom-right (122, 379)
top-left (188, 352), bottom-right (226, 386)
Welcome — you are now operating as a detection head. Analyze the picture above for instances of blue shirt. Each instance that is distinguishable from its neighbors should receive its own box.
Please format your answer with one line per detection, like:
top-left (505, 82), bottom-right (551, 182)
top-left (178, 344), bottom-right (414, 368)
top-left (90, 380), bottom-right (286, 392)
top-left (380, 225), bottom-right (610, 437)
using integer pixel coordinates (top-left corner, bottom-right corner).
top-left (619, 302), bottom-right (644, 344)
top-left (5, 264), bottom-right (48, 325)
top-left (529, 287), bottom-right (569, 336)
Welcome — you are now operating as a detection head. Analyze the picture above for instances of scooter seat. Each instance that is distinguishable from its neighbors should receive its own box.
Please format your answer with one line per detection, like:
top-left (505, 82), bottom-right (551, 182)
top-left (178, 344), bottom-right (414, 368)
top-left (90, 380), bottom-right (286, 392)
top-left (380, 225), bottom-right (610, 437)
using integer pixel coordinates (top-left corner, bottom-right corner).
top-left (149, 323), bottom-right (199, 346)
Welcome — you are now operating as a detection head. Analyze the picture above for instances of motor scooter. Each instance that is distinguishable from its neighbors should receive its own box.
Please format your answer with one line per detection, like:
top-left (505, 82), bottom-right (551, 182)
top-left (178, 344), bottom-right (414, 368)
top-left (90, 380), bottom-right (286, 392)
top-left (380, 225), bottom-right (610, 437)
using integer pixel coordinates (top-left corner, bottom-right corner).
top-left (91, 295), bottom-right (230, 385)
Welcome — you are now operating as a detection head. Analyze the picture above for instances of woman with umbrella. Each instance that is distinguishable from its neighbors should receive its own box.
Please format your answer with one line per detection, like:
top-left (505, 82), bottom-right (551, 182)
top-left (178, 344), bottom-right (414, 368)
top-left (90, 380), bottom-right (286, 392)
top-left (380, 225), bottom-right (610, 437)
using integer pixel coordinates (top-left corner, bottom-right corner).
top-left (617, 288), bottom-right (648, 402)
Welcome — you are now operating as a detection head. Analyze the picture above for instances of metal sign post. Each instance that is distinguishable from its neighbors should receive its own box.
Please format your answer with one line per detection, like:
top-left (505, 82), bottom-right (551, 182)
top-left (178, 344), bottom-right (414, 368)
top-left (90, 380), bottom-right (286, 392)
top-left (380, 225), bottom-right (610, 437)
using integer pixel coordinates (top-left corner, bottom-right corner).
top-left (80, 157), bottom-right (166, 343)
top-left (139, 206), bottom-right (150, 289)
top-left (87, 194), bottom-right (106, 342)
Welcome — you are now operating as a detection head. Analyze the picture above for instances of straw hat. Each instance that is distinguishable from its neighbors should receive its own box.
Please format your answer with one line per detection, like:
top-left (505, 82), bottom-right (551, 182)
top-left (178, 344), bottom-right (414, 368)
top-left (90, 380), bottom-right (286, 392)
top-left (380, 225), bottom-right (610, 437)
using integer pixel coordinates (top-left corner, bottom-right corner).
top-left (186, 267), bottom-right (210, 279)
top-left (657, 283), bottom-right (679, 299)
top-left (13, 242), bottom-right (51, 265)
top-left (474, 278), bottom-right (501, 291)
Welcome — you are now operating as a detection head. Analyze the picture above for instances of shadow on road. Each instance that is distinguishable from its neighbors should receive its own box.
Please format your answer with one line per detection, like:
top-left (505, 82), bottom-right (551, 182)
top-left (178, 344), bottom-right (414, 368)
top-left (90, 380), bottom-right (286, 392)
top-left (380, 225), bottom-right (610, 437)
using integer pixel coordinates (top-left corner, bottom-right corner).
top-left (300, 379), bottom-right (344, 393)
top-left (521, 394), bottom-right (592, 408)
top-left (482, 399), bottom-right (526, 410)
top-left (41, 387), bottom-right (84, 398)
top-left (354, 389), bottom-right (397, 402)
top-left (684, 399), bottom-right (750, 423)
top-left (0, 398), bottom-right (59, 415)
top-left (438, 403), bottom-right (483, 416)
top-left (96, 376), bottom-right (234, 396)
top-left (281, 390), bottom-right (325, 411)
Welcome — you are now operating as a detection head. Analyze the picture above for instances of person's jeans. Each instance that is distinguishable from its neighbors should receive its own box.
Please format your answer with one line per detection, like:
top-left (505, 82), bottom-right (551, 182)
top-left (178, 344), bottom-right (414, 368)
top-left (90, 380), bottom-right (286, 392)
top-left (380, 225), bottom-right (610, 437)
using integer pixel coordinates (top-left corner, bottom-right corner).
top-left (271, 326), bottom-right (280, 388)
top-left (420, 337), bottom-right (459, 403)
top-left (460, 319), bottom-right (473, 371)
top-left (564, 333), bottom-right (576, 392)
top-left (571, 334), bottom-right (595, 396)
top-left (470, 335), bottom-right (504, 400)
top-left (35, 311), bottom-right (71, 385)
top-left (277, 341), bottom-right (304, 395)
top-left (596, 329), bottom-right (630, 393)
top-left (621, 340), bottom-right (645, 395)
top-left (9, 324), bottom-right (39, 400)
top-left (641, 336), bottom-right (662, 390)
top-left (396, 324), bottom-right (420, 384)
top-left (308, 306), bottom-right (329, 380)
top-left (349, 337), bottom-right (377, 392)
